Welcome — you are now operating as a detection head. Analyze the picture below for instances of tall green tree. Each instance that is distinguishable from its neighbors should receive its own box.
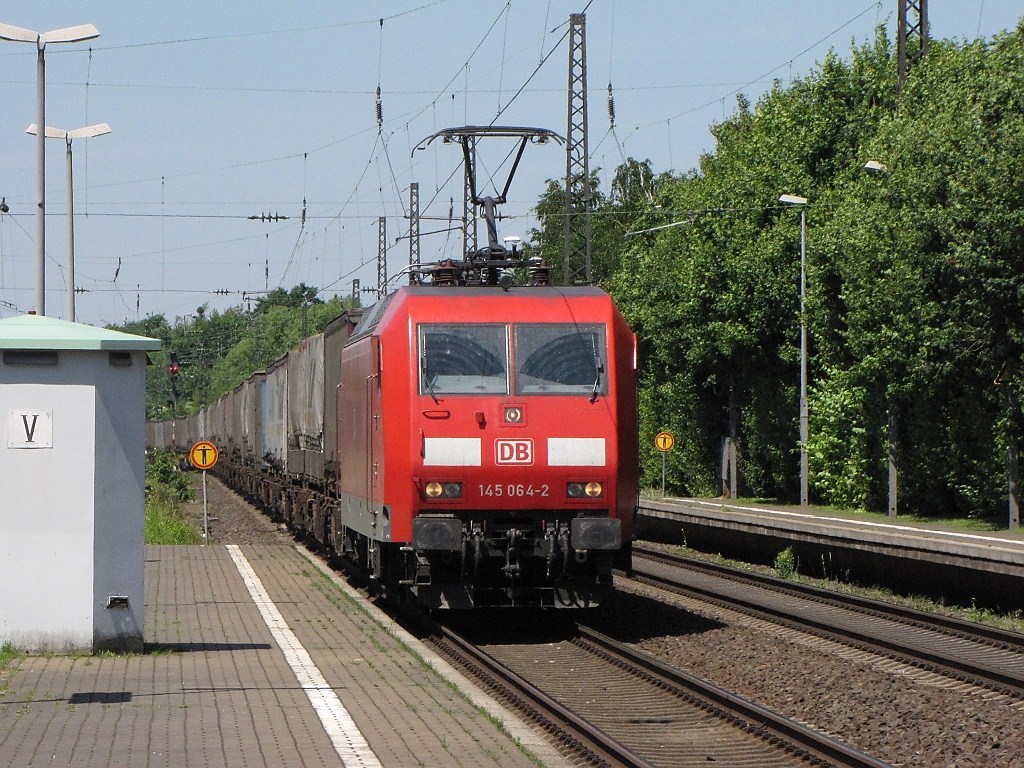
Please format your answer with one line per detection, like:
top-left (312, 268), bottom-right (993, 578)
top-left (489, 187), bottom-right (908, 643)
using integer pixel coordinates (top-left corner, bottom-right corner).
top-left (813, 25), bottom-right (1024, 517)
top-left (610, 31), bottom-right (897, 501)
top-left (603, 22), bottom-right (1024, 519)
top-left (528, 159), bottom-right (669, 286)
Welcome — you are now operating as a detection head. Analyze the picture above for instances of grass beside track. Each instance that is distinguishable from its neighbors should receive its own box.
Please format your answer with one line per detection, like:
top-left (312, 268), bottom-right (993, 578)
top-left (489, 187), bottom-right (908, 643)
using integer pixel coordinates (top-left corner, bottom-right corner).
top-left (0, 642), bottom-right (18, 679)
top-left (145, 485), bottom-right (203, 544)
top-left (145, 450), bottom-right (202, 545)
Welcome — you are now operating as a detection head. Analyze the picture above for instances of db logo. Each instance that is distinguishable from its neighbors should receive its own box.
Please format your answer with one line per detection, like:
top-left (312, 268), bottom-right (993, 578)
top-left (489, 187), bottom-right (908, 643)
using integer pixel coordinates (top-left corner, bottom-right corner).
top-left (495, 439), bottom-right (533, 465)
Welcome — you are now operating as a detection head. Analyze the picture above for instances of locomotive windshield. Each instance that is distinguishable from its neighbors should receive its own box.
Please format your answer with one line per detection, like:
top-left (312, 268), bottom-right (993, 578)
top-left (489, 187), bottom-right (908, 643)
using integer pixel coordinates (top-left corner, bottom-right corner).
top-left (515, 324), bottom-right (607, 396)
top-left (418, 322), bottom-right (607, 397)
top-left (419, 324), bottom-right (509, 394)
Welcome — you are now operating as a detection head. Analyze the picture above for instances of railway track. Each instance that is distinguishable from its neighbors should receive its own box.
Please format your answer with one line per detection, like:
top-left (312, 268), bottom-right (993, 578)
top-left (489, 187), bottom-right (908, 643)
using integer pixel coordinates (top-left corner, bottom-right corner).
top-left (629, 544), bottom-right (1024, 704)
top-left (199, 475), bottom-right (1024, 765)
top-left (422, 613), bottom-right (888, 768)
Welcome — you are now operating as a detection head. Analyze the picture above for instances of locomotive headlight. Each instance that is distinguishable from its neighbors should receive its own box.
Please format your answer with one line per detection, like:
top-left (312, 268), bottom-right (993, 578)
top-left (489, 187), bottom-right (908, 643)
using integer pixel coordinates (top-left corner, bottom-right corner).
top-left (503, 406), bottom-right (523, 424)
top-left (424, 481), bottom-right (463, 499)
top-left (567, 481), bottom-right (603, 499)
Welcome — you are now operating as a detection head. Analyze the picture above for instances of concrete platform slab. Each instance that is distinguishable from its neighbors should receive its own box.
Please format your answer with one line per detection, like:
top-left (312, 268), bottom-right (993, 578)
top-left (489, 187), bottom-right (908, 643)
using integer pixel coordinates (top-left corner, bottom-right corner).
top-left (0, 544), bottom-right (569, 768)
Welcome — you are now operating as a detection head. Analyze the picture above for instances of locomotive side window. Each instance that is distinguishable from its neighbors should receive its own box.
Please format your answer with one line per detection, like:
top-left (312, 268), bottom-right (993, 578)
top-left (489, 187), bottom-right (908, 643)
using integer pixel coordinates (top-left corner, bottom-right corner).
top-left (419, 324), bottom-right (509, 395)
top-left (515, 324), bottom-right (608, 396)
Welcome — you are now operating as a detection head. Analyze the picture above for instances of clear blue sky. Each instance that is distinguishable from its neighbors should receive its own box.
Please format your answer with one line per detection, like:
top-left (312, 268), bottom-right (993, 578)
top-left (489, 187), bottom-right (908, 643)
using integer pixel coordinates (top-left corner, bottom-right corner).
top-left (0, 1), bottom-right (1020, 327)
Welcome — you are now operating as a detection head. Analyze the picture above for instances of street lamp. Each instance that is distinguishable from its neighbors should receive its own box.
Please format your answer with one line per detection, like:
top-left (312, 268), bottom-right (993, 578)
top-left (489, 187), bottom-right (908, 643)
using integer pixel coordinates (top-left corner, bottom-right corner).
top-left (780, 193), bottom-right (810, 507)
top-left (0, 22), bottom-right (100, 316)
top-left (27, 123), bottom-right (111, 322)
top-left (863, 159), bottom-right (900, 519)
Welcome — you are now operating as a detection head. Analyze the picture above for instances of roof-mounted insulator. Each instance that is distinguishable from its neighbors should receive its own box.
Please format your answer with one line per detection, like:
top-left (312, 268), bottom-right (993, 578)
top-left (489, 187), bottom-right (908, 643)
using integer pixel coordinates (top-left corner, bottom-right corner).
top-left (432, 259), bottom-right (459, 286)
top-left (529, 259), bottom-right (550, 287)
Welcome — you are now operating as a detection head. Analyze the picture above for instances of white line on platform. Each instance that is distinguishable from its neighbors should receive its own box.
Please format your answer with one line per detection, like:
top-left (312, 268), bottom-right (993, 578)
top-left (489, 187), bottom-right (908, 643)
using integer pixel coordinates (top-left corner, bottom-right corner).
top-left (227, 544), bottom-right (383, 768)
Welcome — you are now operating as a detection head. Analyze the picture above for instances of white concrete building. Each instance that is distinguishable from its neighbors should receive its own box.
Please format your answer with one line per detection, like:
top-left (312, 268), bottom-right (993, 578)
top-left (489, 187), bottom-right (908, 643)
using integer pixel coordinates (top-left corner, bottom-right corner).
top-left (0, 314), bottom-right (160, 652)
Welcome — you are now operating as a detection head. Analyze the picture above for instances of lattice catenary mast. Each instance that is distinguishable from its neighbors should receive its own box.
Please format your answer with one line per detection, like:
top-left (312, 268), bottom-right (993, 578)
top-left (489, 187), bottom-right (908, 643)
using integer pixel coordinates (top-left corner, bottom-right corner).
top-left (462, 136), bottom-right (479, 258)
top-left (377, 216), bottom-right (388, 298)
top-left (408, 182), bottom-right (421, 285)
top-left (562, 12), bottom-right (592, 285)
top-left (897, 0), bottom-right (928, 91)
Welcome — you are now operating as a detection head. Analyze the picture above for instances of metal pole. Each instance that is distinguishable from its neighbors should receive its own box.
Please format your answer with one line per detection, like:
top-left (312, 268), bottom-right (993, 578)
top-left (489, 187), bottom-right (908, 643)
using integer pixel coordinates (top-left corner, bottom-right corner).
top-left (1010, 390), bottom-right (1020, 530)
top-left (66, 137), bottom-right (75, 321)
top-left (1, 25), bottom-right (99, 314)
top-left (799, 207), bottom-right (808, 507)
top-left (728, 380), bottom-right (738, 498)
top-left (661, 452), bottom-right (666, 497)
top-left (888, 406), bottom-right (898, 518)
top-left (202, 469), bottom-right (209, 541)
top-left (35, 42), bottom-right (46, 315)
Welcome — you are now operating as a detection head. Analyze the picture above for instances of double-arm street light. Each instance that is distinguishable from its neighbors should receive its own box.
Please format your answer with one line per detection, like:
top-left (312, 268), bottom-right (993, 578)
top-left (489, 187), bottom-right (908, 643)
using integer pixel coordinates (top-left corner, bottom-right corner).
top-left (27, 123), bottom-right (111, 322)
top-left (780, 193), bottom-right (810, 507)
top-left (0, 22), bottom-right (100, 317)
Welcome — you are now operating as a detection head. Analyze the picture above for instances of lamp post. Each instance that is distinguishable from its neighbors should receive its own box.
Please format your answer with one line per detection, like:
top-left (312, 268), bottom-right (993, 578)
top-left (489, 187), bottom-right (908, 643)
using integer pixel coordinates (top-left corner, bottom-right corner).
top-left (863, 160), bottom-right (899, 519)
top-left (780, 193), bottom-right (809, 507)
top-left (27, 123), bottom-right (111, 322)
top-left (0, 22), bottom-right (100, 316)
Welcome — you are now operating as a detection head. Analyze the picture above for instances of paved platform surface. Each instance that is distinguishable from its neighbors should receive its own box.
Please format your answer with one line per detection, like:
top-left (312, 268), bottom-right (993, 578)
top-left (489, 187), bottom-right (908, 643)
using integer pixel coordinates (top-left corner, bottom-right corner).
top-left (639, 496), bottom-right (1024, 577)
top-left (0, 544), bottom-right (569, 767)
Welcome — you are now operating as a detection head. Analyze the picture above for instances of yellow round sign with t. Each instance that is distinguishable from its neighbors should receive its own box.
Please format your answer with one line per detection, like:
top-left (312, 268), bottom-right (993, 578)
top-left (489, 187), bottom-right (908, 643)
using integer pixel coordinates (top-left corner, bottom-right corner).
top-left (189, 440), bottom-right (218, 540)
top-left (189, 440), bottom-right (219, 470)
top-left (654, 431), bottom-right (674, 496)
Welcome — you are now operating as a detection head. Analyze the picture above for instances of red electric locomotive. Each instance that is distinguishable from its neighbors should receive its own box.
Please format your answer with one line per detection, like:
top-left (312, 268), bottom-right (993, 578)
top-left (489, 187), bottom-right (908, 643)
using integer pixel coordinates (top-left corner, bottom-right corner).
top-left (333, 281), bottom-right (637, 608)
top-left (327, 126), bottom-right (638, 608)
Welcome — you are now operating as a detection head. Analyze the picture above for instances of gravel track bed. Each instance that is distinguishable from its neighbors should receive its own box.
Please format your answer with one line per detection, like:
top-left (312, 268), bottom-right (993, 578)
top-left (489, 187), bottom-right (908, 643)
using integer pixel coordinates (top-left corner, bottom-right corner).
top-left (584, 579), bottom-right (1022, 767)
top-left (180, 472), bottom-right (294, 546)
top-left (186, 475), bottom-right (1022, 766)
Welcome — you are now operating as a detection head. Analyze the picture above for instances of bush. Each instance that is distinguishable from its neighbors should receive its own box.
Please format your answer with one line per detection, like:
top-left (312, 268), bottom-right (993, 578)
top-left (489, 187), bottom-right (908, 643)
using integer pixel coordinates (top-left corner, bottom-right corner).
top-left (145, 449), bottom-right (201, 544)
top-left (774, 547), bottom-right (798, 579)
top-left (146, 449), bottom-right (194, 503)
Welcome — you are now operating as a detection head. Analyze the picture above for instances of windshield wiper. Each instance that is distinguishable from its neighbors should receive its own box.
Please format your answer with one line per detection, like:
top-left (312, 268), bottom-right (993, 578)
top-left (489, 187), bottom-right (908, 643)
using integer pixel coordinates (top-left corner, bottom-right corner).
top-left (590, 333), bottom-right (604, 403)
top-left (421, 347), bottom-right (440, 404)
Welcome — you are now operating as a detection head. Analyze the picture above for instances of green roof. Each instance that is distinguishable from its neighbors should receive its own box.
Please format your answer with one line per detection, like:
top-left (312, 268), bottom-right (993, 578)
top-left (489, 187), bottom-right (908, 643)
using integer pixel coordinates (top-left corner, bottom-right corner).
top-left (0, 314), bottom-right (162, 351)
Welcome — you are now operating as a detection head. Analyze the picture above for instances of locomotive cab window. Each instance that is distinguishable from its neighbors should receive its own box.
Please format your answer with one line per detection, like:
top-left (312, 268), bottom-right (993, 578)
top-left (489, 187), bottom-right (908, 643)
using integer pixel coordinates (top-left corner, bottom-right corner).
top-left (515, 324), bottom-right (607, 396)
top-left (419, 324), bottom-right (509, 395)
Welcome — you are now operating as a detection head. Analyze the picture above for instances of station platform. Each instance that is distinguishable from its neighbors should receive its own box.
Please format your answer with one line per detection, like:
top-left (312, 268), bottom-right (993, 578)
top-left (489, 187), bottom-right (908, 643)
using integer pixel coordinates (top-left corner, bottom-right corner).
top-left (637, 497), bottom-right (1024, 609)
top-left (0, 544), bottom-right (569, 768)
